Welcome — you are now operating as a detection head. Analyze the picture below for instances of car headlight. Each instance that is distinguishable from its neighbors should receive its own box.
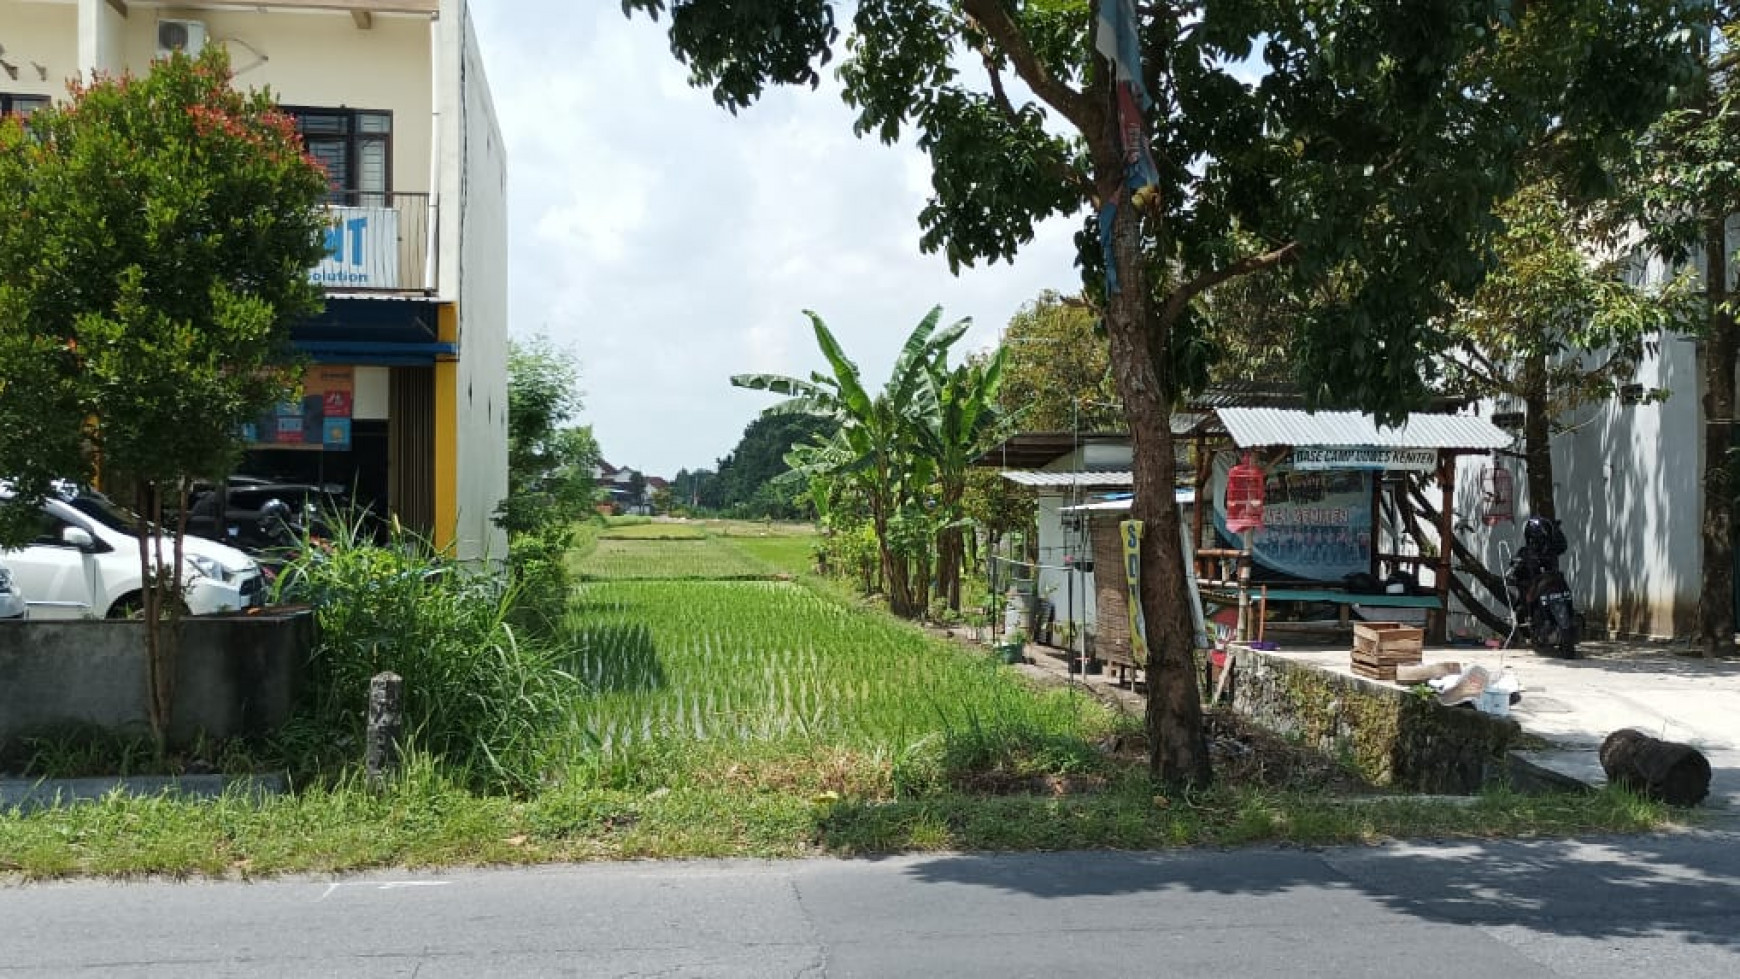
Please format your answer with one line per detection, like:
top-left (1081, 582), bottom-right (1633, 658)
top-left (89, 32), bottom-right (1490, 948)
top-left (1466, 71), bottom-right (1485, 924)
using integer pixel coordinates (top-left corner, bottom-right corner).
top-left (185, 555), bottom-right (225, 582)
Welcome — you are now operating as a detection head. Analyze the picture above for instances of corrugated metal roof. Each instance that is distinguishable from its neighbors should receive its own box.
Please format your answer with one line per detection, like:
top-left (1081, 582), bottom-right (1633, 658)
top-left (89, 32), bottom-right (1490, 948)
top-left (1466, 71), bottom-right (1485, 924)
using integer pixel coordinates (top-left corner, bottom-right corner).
top-left (1060, 488), bottom-right (1194, 513)
top-left (971, 432), bottom-right (1130, 469)
top-left (1000, 470), bottom-right (1134, 489)
top-left (1216, 408), bottom-right (1512, 451)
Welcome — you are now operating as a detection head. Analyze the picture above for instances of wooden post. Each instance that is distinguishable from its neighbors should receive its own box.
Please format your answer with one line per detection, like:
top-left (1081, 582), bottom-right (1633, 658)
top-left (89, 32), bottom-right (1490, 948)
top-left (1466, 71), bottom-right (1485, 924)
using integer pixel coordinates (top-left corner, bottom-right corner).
top-left (1236, 529), bottom-right (1253, 642)
top-left (1192, 438), bottom-right (1212, 553)
top-left (1369, 472), bottom-right (1384, 579)
top-left (366, 671), bottom-right (404, 790)
top-left (1433, 455), bottom-right (1455, 643)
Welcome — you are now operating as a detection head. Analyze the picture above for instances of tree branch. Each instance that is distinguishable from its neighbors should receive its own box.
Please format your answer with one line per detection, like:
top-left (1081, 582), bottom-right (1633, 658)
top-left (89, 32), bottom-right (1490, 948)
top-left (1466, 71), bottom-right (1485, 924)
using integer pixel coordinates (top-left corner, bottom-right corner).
top-left (976, 47), bottom-right (1095, 201)
top-left (1159, 241), bottom-right (1300, 328)
top-left (1456, 339), bottom-right (1506, 385)
top-left (961, 0), bottom-right (1099, 136)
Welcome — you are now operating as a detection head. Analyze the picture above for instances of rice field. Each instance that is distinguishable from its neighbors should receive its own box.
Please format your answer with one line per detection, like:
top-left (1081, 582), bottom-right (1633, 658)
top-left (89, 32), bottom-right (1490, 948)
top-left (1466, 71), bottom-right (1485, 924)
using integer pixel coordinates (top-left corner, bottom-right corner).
top-left (597, 522), bottom-right (709, 540)
top-left (573, 536), bottom-right (780, 580)
top-left (563, 528), bottom-right (1108, 782)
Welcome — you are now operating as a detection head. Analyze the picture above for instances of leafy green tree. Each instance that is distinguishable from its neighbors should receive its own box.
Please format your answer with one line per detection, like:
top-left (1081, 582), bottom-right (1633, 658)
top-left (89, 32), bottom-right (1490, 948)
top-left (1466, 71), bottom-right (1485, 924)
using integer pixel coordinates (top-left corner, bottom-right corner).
top-left (1634, 10), bottom-right (1740, 656)
top-left (496, 336), bottom-right (597, 534)
top-left (1445, 180), bottom-right (1695, 523)
top-left (713, 412), bottom-right (836, 517)
top-left (628, 0), bottom-right (1695, 784)
top-left (0, 49), bottom-right (328, 750)
top-left (495, 336), bottom-right (597, 631)
top-left (998, 292), bottom-right (1122, 432)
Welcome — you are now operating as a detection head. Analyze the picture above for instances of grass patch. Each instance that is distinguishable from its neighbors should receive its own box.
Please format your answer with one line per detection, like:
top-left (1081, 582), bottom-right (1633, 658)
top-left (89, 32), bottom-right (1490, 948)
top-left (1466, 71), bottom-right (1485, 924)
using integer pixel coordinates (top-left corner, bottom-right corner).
top-left (719, 533), bottom-right (818, 576)
top-left (598, 522), bottom-right (709, 541)
top-left (0, 772), bottom-right (1679, 879)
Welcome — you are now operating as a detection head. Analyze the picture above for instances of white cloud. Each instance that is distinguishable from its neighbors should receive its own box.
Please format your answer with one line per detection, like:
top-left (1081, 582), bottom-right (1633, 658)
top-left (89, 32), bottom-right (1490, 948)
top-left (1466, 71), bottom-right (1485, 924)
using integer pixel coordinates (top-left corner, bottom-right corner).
top-left (471, 1), bottom-right (1082, 475)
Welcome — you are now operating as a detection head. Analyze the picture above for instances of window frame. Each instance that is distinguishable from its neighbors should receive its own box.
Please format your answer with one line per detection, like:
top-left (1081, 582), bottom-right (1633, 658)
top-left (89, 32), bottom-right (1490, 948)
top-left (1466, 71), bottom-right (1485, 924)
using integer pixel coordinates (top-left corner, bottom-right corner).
top-left (281, 105), bottom-right (395, 203)
top-left (0, 93), bottom-right (51, 118)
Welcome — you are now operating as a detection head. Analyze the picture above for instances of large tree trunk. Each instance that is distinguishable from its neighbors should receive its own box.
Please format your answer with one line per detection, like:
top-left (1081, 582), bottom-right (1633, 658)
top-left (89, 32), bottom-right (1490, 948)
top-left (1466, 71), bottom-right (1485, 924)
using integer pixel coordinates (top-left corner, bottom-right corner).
top-left (1521, 353), bottom-right (1555, 521)
top-left (1100, 193), bottom-right (1210, 788)
top-left (1698, 214), bottom-right (1736, 657)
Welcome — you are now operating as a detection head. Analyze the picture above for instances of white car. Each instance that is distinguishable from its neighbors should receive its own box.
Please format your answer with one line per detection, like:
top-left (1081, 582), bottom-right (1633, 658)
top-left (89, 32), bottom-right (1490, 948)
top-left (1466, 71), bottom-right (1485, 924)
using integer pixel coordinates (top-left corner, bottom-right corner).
top-left (0, 559), bottom-right (26, 620)
top-left (1, 488), bottom-right (265, 619)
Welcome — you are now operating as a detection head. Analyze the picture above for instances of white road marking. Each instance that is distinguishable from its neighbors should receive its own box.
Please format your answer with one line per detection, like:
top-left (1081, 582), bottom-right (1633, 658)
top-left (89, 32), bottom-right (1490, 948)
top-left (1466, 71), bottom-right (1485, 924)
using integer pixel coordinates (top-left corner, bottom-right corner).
top-left (318, 880), bottom-right (452, 901)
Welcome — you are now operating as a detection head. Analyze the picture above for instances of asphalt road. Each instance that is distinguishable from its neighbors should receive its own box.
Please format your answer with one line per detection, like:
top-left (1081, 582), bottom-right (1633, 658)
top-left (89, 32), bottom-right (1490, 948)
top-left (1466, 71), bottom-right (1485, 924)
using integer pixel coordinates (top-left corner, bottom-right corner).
top-left (6, 829), bottom-right (1739, 978)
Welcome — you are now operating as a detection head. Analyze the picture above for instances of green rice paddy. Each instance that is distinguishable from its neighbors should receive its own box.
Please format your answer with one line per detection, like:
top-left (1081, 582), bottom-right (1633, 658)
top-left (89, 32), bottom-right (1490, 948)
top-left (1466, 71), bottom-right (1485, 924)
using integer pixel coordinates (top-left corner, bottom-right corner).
top-left (565, 580), bottom-right (1084, 753)
top-left (564, 524), bottom-right (1104, 780)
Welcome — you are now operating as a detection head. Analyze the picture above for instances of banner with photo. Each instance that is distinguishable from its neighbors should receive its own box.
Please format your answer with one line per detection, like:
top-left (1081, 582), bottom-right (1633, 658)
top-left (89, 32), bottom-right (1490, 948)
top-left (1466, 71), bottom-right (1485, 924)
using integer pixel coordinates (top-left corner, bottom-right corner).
top-left (1213, 453), bottom-right (1372, 581)
top-left (243, 366), bottom-right (354, 450)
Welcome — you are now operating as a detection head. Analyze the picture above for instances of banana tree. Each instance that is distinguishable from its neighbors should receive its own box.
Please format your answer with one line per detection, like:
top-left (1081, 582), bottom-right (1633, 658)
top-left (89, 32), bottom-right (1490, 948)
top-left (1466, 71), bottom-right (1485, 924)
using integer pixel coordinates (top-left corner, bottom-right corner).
top-left (734, 307), bottom-right (967, 617)
top-left (918, 349), bottom-right (1006, 613)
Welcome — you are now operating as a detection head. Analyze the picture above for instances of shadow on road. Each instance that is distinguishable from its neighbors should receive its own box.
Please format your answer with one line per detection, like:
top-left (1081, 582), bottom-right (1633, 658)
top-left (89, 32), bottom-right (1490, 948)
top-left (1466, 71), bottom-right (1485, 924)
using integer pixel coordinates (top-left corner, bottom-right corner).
top-left (901, 831), bottom-right (1740, 948)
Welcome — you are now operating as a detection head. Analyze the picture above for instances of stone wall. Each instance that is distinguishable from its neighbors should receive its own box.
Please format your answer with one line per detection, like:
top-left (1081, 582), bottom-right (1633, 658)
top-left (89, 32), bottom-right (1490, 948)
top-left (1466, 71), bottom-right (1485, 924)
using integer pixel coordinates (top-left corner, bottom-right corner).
top-left (1228, 644), bottom-right (1520, 793)
top-left (0, 610), bottom-right (313, 748)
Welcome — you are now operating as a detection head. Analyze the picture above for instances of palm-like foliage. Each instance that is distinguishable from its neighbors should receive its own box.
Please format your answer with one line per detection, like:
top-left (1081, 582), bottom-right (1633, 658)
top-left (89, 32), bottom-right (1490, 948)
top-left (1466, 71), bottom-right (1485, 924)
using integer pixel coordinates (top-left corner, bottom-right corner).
top-left (732, 307), bottom-right (987, 617)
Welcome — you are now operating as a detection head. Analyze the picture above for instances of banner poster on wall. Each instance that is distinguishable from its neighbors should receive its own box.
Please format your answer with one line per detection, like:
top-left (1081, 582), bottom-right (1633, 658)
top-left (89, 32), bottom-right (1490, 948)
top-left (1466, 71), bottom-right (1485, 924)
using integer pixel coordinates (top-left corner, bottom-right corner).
top-left (1212, 452), bottom-right (1373, 581)
top-left (243, 366), bottom-right (355, 450)
top-left (1119, 520), bottom-right (1149, 666)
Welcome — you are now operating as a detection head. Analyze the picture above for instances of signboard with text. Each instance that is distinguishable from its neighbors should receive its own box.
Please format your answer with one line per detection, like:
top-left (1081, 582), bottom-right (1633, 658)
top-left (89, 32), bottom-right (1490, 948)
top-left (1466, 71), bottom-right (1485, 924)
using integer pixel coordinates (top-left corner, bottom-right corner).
top-left (1214, 454), bottom-right (1373, 581)
top-left (1291, 446), bottom-right (1436, 472)
top-left (310, 206), bottom-right (400, 290)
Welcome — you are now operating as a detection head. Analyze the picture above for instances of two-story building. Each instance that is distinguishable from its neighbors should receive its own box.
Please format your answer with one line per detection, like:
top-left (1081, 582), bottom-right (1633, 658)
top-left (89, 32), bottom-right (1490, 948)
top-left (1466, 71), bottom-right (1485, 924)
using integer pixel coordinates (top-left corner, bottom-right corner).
top-left (3, 0), bottom-right (508, 561)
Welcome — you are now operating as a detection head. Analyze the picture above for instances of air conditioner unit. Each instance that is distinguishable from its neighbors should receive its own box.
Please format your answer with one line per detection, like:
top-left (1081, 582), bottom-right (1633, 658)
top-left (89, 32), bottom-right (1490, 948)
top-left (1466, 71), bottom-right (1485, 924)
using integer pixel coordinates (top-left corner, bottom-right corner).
top-left (156, 19), bottom-right (208, 59)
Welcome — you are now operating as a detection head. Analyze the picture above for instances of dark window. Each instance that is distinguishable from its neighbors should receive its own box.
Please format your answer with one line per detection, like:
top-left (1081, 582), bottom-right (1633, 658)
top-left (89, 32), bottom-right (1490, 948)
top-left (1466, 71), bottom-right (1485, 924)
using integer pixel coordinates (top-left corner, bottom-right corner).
top-left (31, 511), bottom-right (74, 548)
top-left (282, 107), bottom-right (393, 205)
top-left (0, 93), bottom-right (50, 118)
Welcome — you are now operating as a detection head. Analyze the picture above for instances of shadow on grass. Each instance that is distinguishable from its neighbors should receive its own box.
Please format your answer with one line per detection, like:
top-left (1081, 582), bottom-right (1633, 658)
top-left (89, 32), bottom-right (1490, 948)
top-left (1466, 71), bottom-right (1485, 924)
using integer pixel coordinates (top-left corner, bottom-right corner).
top-left (565, 622), bottom-right (667, 694)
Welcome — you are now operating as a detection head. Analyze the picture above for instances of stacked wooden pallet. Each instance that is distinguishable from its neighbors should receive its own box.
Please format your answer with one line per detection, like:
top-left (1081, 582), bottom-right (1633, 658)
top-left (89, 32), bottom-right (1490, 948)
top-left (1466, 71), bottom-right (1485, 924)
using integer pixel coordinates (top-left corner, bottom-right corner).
top-left (1351, 622), bottom-right (1424, 681)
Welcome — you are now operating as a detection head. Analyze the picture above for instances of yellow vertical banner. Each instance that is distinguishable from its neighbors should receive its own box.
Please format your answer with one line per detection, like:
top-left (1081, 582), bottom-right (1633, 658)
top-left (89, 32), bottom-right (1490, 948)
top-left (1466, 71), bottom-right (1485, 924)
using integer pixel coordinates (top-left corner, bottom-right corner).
top-left (1120, 520), bottom-right (1148, 666)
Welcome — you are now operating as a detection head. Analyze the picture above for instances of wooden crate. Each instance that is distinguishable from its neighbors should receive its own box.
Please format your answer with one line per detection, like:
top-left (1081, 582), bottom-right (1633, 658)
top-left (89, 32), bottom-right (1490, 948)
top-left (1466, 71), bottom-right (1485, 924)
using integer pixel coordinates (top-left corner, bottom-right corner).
top-left (1351, 622), bottom-right (1423, 682)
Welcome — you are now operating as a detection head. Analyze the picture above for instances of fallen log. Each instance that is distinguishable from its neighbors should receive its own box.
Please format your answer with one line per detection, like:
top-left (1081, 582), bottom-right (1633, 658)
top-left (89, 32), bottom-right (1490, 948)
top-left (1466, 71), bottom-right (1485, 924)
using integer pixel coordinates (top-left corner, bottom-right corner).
top-left (1599, 728), bottom-right (1711, 807)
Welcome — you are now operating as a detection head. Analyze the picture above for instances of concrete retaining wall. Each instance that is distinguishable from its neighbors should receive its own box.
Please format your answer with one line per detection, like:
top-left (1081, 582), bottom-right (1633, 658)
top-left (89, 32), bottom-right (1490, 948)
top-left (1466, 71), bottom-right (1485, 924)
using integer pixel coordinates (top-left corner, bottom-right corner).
top-left (1228, 644), bottom-right (1521, 794)
top-left (0, 610), bottom-right (313, 747)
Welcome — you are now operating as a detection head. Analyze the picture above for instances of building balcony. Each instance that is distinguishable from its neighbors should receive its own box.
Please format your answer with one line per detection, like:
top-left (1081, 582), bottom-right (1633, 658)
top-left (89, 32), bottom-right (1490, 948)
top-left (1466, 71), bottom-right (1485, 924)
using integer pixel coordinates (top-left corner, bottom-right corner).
top-left (312, 190), bottom-right (437, 294)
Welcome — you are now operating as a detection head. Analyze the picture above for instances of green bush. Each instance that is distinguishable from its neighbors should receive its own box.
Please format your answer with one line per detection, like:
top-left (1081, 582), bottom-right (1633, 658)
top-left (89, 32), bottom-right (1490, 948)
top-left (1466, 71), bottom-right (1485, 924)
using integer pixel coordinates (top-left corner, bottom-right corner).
top-left (277, 529), bottom-right (580, 793)
top-left (506, 523), bottom-right (575, 636)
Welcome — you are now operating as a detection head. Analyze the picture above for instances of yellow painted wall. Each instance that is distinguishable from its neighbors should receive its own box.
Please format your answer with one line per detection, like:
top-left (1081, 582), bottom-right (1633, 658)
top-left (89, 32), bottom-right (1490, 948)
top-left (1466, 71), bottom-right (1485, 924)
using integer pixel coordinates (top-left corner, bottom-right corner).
top-left (433, 305), bottom-right (460, 555)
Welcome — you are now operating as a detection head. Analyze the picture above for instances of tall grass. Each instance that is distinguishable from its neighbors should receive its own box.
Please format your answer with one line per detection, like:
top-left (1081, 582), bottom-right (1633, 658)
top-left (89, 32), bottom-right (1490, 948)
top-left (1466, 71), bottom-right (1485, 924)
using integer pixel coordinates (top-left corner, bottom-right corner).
top-left (276, 528), bottom-right (581, 793)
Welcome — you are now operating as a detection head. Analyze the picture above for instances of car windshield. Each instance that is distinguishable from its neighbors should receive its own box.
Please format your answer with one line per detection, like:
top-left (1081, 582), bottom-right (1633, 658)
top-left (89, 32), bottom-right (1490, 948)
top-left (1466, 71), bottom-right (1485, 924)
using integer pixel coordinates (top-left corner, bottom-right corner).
top-left (67, 493), bottom-right (154, 536)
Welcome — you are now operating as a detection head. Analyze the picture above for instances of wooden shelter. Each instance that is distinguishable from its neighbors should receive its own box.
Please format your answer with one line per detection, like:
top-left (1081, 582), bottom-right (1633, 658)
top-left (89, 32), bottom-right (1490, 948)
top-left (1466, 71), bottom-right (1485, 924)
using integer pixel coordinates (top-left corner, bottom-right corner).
top-left (1176, 407), bottom-right (1512, 642)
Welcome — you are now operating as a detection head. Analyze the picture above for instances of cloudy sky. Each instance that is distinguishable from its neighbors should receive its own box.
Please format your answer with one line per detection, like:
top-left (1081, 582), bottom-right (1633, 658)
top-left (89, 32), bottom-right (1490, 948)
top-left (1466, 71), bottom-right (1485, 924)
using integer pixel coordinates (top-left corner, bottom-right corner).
top-left (469, 1), bottom-right (1084, 478)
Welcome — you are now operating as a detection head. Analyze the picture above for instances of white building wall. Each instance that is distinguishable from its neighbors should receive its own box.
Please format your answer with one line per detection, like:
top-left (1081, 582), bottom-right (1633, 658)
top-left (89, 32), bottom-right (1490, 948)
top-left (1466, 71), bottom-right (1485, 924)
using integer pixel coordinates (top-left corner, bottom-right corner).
top-left (1451, 250), bottom-right (1705, 640)
top-left (444, 0), bottom-right (508, 562)
top-left (2, 1), bottom-right (79, 98)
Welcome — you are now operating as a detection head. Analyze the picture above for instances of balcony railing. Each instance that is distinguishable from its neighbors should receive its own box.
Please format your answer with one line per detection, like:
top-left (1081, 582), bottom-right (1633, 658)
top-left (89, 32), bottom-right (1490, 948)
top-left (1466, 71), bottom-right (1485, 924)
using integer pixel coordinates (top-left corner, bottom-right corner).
top-left (310, 190), bottom-right (436, 294)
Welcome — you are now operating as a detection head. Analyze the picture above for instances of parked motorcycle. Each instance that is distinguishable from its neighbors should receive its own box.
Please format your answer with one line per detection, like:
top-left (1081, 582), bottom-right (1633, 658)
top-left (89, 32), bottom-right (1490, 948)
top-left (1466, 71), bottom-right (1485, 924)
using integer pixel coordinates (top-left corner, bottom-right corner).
top-left (1504, 515), bottom-right (1581, 659)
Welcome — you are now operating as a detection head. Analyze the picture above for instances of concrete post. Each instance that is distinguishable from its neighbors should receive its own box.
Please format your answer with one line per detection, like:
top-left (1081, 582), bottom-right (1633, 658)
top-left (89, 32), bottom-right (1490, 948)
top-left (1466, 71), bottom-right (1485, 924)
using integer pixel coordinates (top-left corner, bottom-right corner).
top-left (365, 672), bottom-right (404, 790)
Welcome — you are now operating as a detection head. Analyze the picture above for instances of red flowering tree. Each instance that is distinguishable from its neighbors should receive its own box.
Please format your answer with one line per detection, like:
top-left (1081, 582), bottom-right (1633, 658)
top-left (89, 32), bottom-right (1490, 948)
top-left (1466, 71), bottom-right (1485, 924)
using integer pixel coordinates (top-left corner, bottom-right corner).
top-left (0, 48), bottom-right (328, 751)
